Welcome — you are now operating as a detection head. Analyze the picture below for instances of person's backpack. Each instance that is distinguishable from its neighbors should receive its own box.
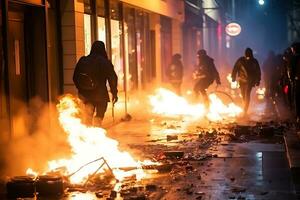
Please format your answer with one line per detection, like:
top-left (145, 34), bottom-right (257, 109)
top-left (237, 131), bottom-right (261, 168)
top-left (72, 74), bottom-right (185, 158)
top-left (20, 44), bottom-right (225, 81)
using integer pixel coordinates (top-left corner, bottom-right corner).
top-left (73, 56), bottom-right (98, 91)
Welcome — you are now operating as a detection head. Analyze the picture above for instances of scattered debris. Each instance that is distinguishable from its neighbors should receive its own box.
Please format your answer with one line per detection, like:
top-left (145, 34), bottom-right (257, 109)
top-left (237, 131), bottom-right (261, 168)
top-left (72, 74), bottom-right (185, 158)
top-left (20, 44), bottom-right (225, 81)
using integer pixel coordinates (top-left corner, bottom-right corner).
top-left (166, 135), bottom-right (178, 141)
top-left (164, 151), bottom-right (184, 159)
top-left (231, 186), bottom-right (246, 193)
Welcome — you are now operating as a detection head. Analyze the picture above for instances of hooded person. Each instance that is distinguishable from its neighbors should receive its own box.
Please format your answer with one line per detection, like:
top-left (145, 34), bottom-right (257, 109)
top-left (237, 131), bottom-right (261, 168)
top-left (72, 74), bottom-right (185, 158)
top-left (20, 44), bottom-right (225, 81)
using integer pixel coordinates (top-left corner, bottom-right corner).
top-left (262, 50), bottom-right (276, 98)
top-left (166, 53), bottom-right (183, 95)
top-left (73, 41), bottom-right (118, 126)
top-left (232, 47), bottom-right (261, 115)
top-left (290, 42), bottom-right (300, 123)
top-left (193, 49), bottom-right (221, 106)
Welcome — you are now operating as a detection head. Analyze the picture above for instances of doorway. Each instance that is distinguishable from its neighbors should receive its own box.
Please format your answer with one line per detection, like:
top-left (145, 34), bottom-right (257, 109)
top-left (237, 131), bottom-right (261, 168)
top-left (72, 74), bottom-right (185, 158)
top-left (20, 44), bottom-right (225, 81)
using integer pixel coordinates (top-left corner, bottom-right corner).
top-left (7, 3), bottom-right (48, 137)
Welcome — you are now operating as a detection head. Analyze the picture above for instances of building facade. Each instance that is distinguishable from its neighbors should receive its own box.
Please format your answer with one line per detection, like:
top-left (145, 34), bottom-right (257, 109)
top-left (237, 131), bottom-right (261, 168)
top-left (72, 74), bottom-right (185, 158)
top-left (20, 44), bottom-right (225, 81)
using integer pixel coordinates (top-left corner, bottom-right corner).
top-left (0, 0), bottom-right (185, 138)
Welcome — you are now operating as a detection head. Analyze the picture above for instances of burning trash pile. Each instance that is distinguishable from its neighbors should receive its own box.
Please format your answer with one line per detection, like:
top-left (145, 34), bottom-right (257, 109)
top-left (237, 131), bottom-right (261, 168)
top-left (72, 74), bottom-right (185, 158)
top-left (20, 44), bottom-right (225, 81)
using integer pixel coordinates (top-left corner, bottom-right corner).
top-left (149, 88), bottom-right (243, 122)
top-left (5, 95), bottom-right (159, 199)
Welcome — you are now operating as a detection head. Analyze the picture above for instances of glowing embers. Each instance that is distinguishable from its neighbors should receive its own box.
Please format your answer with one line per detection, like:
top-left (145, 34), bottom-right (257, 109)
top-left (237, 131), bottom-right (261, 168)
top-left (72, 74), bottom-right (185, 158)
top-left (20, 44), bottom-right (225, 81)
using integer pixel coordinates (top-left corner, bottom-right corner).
top-left (149, 88), bottom-right (243, 122)
top-left (27, 95), bottom-right (156, 185)
top-left (256, 87), bottom-right (266, 100)
top-left (226, 73), bottom-right (239, 89)
top-left (206, 93), bottom-right (243, 121)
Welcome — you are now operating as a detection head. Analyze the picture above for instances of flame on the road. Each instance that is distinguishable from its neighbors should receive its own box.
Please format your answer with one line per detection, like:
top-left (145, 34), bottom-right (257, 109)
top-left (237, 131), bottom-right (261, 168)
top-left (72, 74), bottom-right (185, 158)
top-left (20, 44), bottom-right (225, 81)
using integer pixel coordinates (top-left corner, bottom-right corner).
top-left (150, 88), bottom-right (206, 118)
top-left (227, 73), bottom-right (239, 89)
top-left (26, 168), bottom-right (38, 178)
top-left (207, 93), bottom-right (242, 121)
top-left (256, 87), bottom-right (266, 100)
top-left (149, 88), bottom-right (242, 121)
top-left (27, 95), bottom-right (154, 184)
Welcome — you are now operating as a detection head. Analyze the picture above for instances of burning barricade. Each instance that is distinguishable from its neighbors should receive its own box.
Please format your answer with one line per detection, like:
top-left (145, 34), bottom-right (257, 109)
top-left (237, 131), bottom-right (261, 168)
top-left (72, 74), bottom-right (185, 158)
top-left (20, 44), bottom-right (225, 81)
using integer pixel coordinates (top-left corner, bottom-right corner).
top-left (6, 95), bottom-right (160, 198)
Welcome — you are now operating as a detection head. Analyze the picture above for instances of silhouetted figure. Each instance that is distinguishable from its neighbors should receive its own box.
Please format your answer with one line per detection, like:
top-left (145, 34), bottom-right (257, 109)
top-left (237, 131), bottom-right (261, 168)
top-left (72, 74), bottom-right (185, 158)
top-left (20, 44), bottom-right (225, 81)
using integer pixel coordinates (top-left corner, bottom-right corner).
top-left (290, 42), bottom-right (300, 123)
top-left (263, 51), bottom-right (276, 98)
top-left (232, 48), bottom-right (261, 115)
top-left (193, 49), bottom-right (221, 106)
top-left (282, 48), bottom-right (294, 110)
top-left (73, 41), bottom-right (118, 126)
top-left (166, 54), bottom-right (183, 95)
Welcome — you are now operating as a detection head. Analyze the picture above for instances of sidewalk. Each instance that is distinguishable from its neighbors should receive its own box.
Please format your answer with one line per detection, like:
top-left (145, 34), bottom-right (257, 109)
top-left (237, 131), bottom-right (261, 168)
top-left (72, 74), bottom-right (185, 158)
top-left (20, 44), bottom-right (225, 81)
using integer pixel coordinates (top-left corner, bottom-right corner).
top-left (105, 117), bottom-right (298, 200)
top-left (284, 127), bottom-right (300, 197)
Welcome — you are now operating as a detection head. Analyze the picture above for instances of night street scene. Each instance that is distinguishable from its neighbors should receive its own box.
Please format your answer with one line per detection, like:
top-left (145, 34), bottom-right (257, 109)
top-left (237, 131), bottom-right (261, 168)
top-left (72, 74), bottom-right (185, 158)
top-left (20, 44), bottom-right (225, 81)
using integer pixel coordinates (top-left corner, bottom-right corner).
top-left (1, 0), bottom-right (300, 199)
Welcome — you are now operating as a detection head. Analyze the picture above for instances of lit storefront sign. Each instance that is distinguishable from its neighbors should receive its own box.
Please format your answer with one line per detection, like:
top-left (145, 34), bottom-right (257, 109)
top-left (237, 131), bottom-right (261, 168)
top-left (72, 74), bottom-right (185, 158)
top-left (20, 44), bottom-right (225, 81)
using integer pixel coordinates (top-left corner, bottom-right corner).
top-left (225, 22), bottom-right (241, 36)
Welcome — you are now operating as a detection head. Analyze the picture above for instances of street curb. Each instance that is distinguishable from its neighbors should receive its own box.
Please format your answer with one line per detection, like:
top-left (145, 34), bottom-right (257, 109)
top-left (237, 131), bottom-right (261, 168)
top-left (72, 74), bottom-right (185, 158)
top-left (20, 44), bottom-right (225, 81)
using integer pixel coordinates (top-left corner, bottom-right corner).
top-left (284, 131), bottom-right (300, 198)
top-left (284, 132), bottom-right (300, 175)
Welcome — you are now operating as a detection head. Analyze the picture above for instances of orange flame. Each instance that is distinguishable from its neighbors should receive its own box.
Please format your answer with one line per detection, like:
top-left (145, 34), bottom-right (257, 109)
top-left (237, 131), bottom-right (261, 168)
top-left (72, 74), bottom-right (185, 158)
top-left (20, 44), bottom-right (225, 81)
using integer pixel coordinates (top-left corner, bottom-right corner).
top-left (149, 88), bottom-right (242, 122)
top-left (27, 95), bottom-right (155, 184)
top-left (227, 73), bottom-right (239, 89)
top-left (256, 87), bottom-right (266, 100)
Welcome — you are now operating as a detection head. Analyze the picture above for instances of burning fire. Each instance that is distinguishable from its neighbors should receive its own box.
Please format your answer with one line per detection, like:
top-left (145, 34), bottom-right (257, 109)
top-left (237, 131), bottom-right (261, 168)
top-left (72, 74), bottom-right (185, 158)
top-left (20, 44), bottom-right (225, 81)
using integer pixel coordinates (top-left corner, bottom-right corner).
top-left (227, 73), bottom-right (239, 89)
top-left (150, 88), bottom-right (206, 118)
top-left (149, 88), bottom-right (242, 121)
top-left (27, 95), bottom-right (154, 184)
top-left (26, 168), bottom-right (38, 178)
top-left (256, 87), bottom-right (266, 100)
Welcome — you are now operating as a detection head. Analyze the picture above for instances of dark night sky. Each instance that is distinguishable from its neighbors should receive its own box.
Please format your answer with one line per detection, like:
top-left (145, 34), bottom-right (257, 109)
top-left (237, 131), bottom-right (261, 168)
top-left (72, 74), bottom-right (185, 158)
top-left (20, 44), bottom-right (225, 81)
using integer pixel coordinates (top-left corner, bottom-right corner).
top-left (215, 0), bottom-right (289, 64)
top-left (230, 0), bottom-right (288, 62)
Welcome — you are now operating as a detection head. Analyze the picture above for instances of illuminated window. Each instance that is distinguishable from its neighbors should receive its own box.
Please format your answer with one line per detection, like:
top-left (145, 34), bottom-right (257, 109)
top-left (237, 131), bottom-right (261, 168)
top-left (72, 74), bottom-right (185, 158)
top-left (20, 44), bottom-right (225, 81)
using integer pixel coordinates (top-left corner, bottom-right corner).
top-left (110, 0), bottom-right (124, 91)
top-left (110, 19), bottom-right (123, 90)
top-left (96, 0), bottom-right (106, 44)
top-left (97, 17), bottom-right (106, 44)
top-left (84, 14), bottom-right (92, 55)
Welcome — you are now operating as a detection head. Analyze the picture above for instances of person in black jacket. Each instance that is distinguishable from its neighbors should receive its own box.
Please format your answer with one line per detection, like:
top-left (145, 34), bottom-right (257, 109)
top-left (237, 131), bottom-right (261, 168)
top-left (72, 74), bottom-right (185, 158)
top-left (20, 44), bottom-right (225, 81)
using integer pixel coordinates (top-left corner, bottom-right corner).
top-left (232, 47), bottom-right (261, 115)
top-left (193, 49), bottom-right (221, 106)
top-left (290, 42), bottom-right (300, 123)
top-left (73, 41), bottom-right (118, 126)
top-left (262, 51), bottom-right (276, 98)
top-left (166, 54), bottom-right (183, 95)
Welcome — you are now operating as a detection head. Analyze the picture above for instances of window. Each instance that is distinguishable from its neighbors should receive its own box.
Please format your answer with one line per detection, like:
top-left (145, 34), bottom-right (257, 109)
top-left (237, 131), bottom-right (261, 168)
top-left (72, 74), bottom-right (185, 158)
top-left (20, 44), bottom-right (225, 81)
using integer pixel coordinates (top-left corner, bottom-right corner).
top-left (97, 17), bottom-right (106, 44)
top-left (124, 6), bottom-right (137, 91)
top-left (110, 0), bottom-right (123, 90)
top-left (84, 14), bottom-right (92, 55)
top-left (84, 0), bottom-right (93, 55)
top-left (96, 0), bottom-right (106, 45)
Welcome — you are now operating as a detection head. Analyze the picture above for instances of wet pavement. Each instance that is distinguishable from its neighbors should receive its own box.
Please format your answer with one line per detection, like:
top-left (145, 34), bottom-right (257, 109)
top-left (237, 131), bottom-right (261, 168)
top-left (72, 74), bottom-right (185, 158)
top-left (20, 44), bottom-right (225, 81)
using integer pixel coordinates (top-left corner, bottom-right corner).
top-left (106, 118), bottom-right (297, 200)
top-left (0, 115), bottom-right (298, 199)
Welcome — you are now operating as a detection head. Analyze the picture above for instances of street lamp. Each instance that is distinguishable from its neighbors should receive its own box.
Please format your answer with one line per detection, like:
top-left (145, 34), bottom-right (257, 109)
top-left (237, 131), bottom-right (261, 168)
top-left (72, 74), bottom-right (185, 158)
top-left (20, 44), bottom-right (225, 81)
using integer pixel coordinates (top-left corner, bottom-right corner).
top-left (258, 0), bottom-right (265, 6)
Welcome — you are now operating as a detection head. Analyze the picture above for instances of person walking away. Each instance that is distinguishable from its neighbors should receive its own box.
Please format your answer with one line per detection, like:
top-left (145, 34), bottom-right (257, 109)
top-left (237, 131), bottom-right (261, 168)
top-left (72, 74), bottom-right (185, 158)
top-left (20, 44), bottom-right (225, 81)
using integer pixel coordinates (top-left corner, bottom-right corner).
top-left (193, 49), bottom-right (221, 107)
top-left (263, 51), bottom-right (276, 99)
top-left (73, 41), bottom-right (118, 126)
top-left (232, 47), bottom-right (261, 116)
top-left (263, 51), bottom-right (285, 117)
top-left (290, 42), bottom-right (300, 123)
top-left (166, 54), bottom-right (183, 95)
top-left (282, 48), bottom-right (294, 111)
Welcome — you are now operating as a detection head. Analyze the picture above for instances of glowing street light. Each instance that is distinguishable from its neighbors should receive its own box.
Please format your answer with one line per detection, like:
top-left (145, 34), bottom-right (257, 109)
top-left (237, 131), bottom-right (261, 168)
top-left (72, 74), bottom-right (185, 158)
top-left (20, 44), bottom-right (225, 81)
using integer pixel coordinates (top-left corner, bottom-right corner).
top-left (258, 0), bottom-right (265, 5)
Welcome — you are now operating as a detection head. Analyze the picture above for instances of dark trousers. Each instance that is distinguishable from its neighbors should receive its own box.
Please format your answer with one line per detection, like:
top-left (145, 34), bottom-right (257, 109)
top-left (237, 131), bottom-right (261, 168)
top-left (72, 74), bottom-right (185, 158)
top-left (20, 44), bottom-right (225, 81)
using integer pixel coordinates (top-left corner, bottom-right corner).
top-left (194, 78), bottom-right (213, 105)
top-left (295, 81), bottom-right (300, 120)
top-left (239, 82), bottom-right (252, 114)
top-left (79, 94), bottom-right (108, 125)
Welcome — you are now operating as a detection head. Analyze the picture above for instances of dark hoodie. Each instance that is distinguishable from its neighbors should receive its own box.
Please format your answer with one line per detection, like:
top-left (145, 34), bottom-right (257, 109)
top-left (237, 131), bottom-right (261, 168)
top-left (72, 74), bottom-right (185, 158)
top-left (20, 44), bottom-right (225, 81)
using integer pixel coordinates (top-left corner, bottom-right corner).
top-left (232, 48), bottom-right (261, 86)
top-left (73, 41), bottom-right (118, 102)
top-left (195, 53), bottom-right (221, 84)
top-left (166, 54), bottom-right (183, 82)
